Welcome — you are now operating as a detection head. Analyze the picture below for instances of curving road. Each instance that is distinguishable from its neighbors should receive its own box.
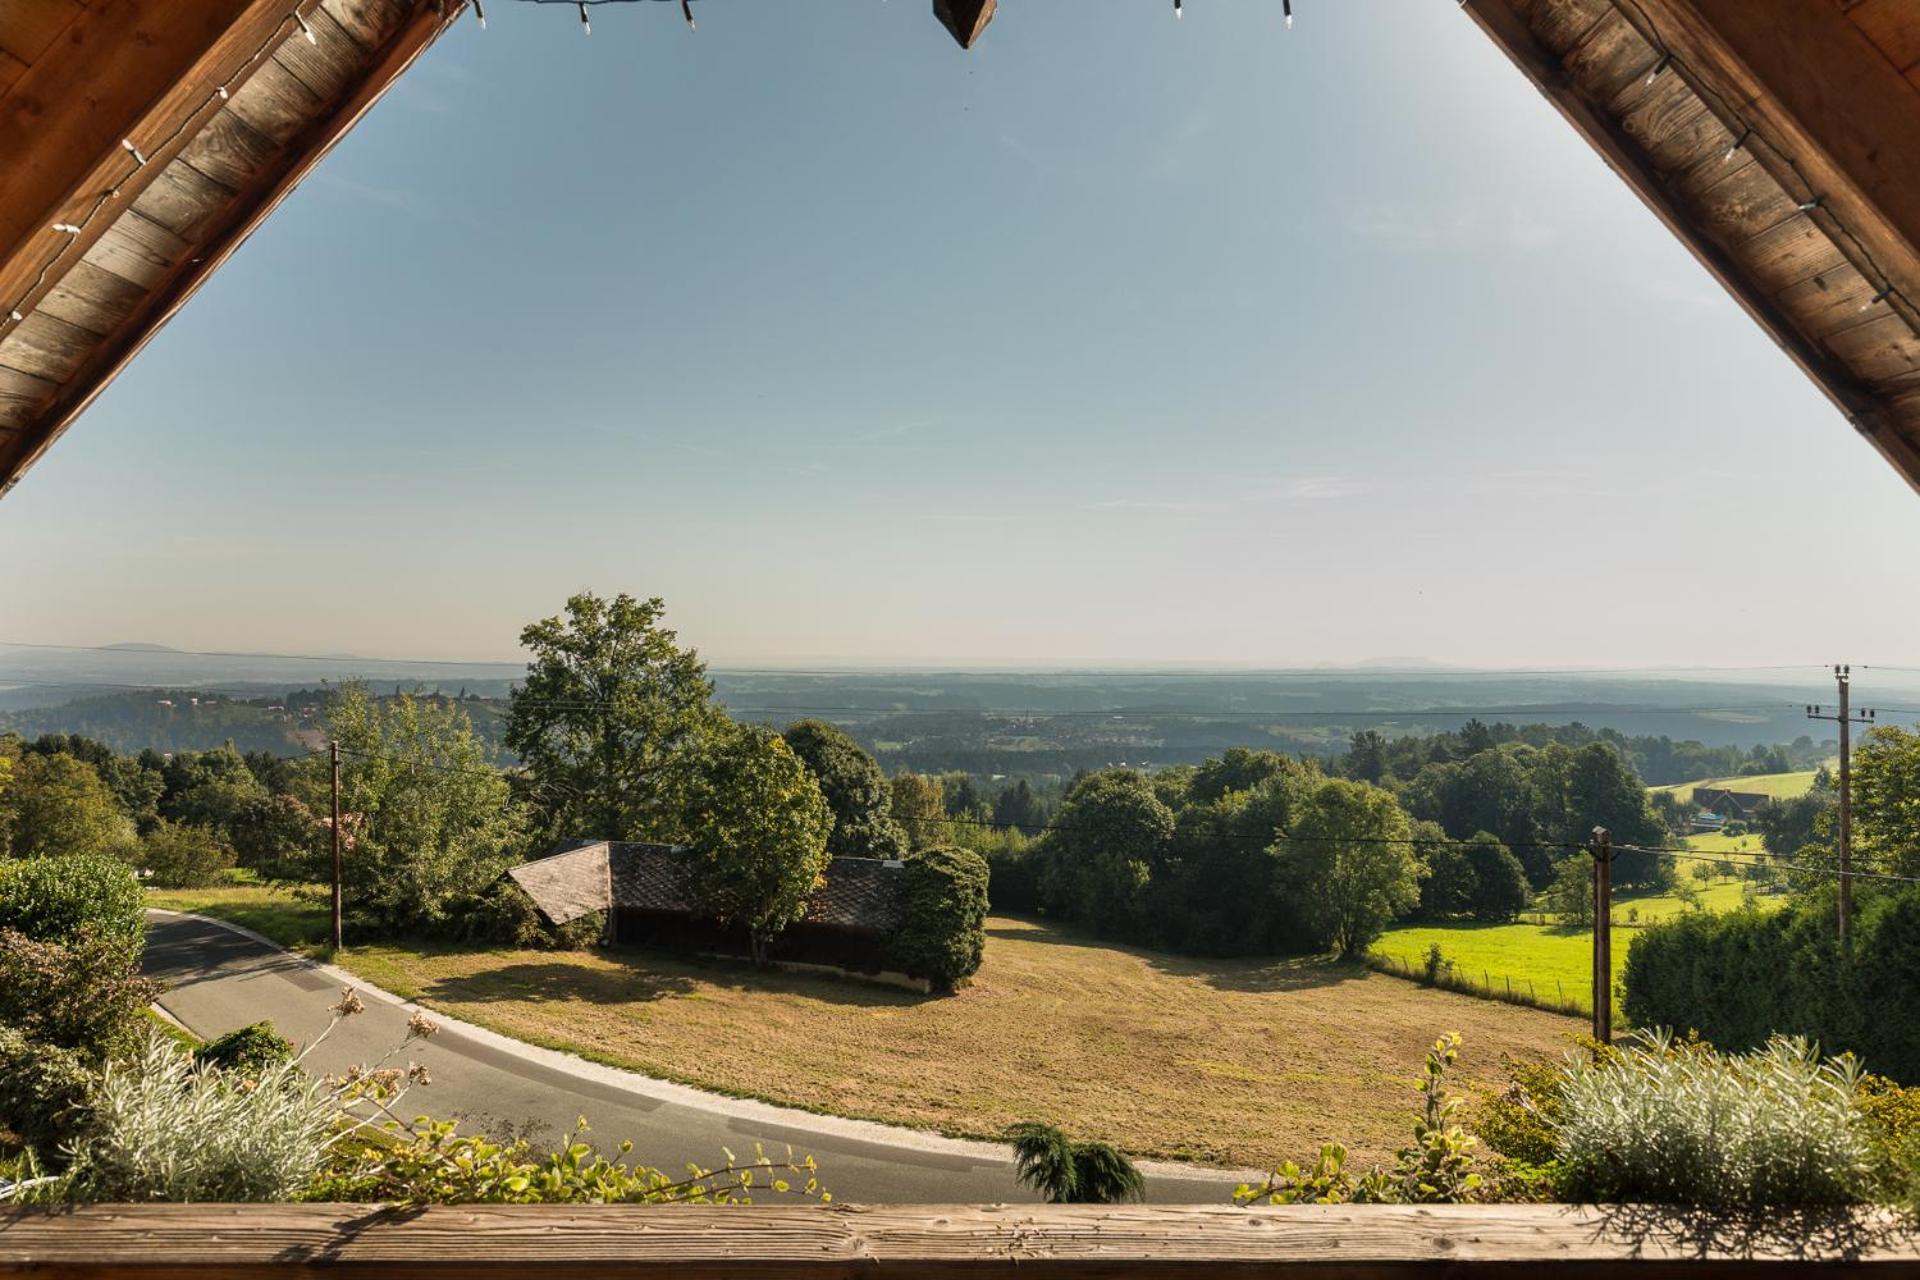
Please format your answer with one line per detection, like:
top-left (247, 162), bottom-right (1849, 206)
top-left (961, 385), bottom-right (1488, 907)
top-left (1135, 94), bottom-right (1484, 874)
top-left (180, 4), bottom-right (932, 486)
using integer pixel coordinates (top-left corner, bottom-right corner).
top-left (142, 912), bottom-right (1247, 1204)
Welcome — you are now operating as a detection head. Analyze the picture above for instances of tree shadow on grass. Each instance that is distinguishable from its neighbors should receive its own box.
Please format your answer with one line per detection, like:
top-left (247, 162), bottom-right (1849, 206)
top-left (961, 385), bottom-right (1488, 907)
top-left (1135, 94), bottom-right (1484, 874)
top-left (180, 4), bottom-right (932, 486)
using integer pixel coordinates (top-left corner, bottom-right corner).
top-left (985, 917), bottom-right (1362, 995)
top-left (1587, 1203), bottom-right (1919, 1264)
top-left (416, 947), bottom-right (930, 1011)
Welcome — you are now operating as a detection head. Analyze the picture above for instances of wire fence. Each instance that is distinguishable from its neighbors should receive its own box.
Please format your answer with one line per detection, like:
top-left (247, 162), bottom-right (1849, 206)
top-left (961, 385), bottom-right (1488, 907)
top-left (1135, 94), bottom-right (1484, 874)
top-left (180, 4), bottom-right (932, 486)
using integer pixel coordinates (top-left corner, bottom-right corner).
top-left (1364, 951), bottom-right (1595, 1020)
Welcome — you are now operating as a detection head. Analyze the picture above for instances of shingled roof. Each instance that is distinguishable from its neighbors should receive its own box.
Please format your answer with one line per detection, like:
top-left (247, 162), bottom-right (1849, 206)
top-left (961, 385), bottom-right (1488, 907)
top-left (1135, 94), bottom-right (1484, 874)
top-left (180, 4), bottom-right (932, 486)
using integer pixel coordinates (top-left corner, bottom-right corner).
top-left (508, 841), bottom-right (907, 935)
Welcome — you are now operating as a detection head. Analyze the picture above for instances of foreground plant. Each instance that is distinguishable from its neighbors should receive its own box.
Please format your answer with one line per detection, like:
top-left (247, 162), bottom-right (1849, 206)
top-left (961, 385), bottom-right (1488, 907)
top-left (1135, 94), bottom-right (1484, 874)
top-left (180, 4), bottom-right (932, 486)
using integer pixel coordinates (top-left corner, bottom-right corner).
top-left (314, 1121), bottom-right (829, 1206)
top-left (1237, 1033), bottom-right (1482, 1205)
top-left (1007, 1122), bottom-right (1144, 1204)
top-left (1555, 1030), bottom-right (1879, 1208)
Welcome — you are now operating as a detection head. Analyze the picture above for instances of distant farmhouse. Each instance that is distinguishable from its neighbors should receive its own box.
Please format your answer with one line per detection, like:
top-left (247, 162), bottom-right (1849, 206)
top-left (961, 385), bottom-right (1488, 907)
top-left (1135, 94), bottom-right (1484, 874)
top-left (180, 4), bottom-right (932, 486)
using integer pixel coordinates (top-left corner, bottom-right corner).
top-left (1691, 786), bottom-right (1771, 825)
top-left (508, 841), bottom-right (914, 985)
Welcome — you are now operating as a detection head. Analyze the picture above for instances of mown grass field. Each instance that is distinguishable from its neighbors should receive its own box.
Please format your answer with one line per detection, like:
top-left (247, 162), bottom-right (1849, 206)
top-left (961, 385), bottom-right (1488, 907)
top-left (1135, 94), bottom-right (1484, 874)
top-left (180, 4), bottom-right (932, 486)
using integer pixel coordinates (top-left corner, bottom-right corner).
top-left (1648, 769), bottom-right (1824, 800)
top-left (1370, 879), bottom-right (1775, 1015)
top-left (145, 889), bottom-right (1579, 1168)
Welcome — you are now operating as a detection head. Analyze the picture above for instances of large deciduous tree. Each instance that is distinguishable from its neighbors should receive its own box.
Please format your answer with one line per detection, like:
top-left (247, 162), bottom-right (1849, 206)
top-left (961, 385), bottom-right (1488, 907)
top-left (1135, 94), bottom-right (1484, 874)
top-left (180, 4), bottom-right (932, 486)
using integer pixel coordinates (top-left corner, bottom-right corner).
top-left (1035, 770), bottom-right (1174, 937)
top-left (303, 684), bottom-right (530, 936)
top-left (1273, 778), bottom-right (1419, 957)
top-left (889, 772), bottom-right (948, 852)
top-left (505, 593), bottom-right (722, 843)
top-left (1855, 726), bottom-right (1920, 877)
top-left (665, 723), bottom-right (832, 964)
top-left (0, 751), bottom-right (133, 861)
top-left (781, 719), bottom-right (905, 858)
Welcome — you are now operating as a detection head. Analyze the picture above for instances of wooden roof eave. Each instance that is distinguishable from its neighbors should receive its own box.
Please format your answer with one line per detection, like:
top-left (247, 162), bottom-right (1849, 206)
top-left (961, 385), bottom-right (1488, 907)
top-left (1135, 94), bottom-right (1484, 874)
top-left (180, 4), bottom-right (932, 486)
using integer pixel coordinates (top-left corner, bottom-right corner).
top-left (1463, 0), bottom-right (1920, 495)
top-left (0, 0), bottom-right (464, 495)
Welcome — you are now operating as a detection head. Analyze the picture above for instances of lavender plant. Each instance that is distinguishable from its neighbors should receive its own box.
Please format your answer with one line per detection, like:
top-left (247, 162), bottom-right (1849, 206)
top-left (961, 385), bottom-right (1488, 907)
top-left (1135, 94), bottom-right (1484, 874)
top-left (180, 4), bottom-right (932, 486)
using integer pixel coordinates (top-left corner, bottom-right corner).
top-left (1554, 1030), bottom-right (1879, 1208)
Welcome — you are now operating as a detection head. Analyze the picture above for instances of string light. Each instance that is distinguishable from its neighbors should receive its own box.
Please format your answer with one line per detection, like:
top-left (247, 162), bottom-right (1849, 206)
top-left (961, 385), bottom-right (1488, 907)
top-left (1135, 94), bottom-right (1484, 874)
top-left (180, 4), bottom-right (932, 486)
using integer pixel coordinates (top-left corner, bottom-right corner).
top-left (1641, 52), bottom-right (1670, 86)
top-left (578, 2), bottom-right (590, 34)
top-left (50, 223), bottom-right (83, 235)
top-left (1798, 196), bottom-right (1824, 214)
top-left (121, 139), bottom-right (148, 168)
top-left (474, 0), bottom-right (486, 28)
top-left (1283, 0), bottom-right (1293, 28)
top-left (1862, 284), bottom-right (1894, 313)
top-left (681, 0), bottom-right (694, 30)
top-left (1174, 0), bottom-right (1182, 18)
top-left (294, 11), bottom-right (317, 44)
top-left (1721, 126), bottom-right (1749, 164)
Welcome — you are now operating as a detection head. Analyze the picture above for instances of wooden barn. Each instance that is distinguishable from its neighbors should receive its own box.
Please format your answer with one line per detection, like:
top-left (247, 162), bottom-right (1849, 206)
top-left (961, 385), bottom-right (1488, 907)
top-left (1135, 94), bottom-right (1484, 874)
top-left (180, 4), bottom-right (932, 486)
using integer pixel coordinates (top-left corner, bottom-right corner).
top-left (506, 840), bottom-right (912, 978)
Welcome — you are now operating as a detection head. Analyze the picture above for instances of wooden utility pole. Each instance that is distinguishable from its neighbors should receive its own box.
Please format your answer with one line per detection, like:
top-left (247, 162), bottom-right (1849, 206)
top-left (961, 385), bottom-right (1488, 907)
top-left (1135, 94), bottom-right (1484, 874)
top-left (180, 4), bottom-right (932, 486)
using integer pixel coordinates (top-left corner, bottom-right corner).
top-left (329, 739), bottom-right (343, 952)
top-left (1590, 826), bottom-right (1613, 1044)
top-left (1808, 666), bottom-right (1876, 947)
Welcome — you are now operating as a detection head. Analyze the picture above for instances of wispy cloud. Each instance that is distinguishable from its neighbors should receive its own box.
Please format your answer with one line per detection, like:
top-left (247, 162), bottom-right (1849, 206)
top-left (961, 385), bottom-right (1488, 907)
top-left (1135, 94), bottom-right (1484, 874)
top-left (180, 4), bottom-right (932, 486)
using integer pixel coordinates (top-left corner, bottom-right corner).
top-left (1267, 475), bottom-right (1376, 502)
top-left (1082, 497), bottom-right (1221, 514)
top-left (313, 173), bottom-right (432, 220)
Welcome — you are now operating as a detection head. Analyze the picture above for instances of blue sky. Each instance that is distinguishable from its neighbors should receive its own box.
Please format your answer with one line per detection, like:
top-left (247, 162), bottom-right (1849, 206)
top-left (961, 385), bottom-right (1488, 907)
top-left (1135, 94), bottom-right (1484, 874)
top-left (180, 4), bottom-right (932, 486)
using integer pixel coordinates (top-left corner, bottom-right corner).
top-left (1, 0), bottom-right (1915, 667)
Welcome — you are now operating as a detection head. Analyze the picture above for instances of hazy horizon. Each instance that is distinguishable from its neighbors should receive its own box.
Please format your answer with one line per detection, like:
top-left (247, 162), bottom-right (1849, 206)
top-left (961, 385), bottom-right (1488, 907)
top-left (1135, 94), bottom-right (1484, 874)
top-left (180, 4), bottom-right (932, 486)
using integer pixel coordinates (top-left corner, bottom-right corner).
top-left (0, 1), bottom-right (1915, 667)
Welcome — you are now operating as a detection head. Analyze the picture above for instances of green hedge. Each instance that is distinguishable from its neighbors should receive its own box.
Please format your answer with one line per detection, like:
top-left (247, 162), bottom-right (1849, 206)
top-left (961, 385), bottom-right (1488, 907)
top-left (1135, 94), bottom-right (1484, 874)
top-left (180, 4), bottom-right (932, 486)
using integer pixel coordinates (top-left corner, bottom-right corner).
top-left (1622, 886), bottom-right (1920, 1082)
top-left (0, 855), bottom-right (143, 947)
top-left (887, 845), bottom-right (990, 991)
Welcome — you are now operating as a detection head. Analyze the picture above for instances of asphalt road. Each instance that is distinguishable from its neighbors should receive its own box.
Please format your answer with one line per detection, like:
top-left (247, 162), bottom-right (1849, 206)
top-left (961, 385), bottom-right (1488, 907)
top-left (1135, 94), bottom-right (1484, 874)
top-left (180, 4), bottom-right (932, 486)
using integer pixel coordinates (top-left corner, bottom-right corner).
top-left (142, 913), bottom-right (1244, 1204)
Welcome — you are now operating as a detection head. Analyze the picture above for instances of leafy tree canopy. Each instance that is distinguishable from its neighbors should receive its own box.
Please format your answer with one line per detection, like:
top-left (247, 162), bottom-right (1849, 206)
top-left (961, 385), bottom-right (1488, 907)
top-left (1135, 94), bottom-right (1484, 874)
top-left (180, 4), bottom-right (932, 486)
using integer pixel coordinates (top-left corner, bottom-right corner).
top-left (505, 592), bottom-right (722, 843)
top-left (781, 719), bottom-right (904, 859)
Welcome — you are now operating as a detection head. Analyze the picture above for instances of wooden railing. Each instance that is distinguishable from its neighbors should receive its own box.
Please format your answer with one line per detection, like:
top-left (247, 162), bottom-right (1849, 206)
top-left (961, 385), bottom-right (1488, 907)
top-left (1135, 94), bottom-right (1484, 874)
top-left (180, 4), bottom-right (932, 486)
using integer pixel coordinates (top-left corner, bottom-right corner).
top-left (4, 1204), bottom-right (1920, 1276)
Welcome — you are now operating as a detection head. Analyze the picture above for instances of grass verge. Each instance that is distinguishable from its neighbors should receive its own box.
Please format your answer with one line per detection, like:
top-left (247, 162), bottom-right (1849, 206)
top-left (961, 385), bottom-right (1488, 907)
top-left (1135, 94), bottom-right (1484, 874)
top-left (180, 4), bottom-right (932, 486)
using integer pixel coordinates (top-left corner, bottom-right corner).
top-left (144, 889), bottom-right (1581, 1168)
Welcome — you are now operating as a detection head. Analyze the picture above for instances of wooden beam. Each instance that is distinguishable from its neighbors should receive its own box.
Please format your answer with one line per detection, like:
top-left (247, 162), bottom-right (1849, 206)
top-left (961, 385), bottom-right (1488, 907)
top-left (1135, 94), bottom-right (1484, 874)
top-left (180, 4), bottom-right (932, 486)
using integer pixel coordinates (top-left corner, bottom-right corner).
top-left (0, 0), bottom-right (463, 490)
top-left (0, 0), bottom-right (294, 318)
top-left (933, 0), bottom-right (996, 50)
top-left (1462, 0), bottom-right (1920, 495)
top-left (1624, 0), bottom-right (1920, 341)
top-left (4, 1203), bottom-right (1919, 1275)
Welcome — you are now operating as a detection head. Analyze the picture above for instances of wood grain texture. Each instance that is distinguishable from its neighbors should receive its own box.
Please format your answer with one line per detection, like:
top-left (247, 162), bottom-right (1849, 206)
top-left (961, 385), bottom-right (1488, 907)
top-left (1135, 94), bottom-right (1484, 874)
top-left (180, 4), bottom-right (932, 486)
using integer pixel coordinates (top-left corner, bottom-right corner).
top-left (1472, 0), bottom-right (1920, 494)
top-left (2, 1203), bottom-right (1919, 1277)
top-left (0, 0), bottom-right (84, 66)
top-left (0, 0), bottom-right (459, 490)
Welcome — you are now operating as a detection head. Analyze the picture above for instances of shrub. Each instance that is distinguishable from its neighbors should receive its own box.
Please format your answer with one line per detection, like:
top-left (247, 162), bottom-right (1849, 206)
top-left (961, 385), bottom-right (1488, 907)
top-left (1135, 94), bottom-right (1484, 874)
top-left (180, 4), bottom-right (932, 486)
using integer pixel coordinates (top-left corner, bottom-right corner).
top-left (461, 879), bottom-right (603, 950)
top-left (887, 845), bottom-right (990, 990)
top-left (314, 1119), bottom-right (831, 1206)
top-left (0, 854), bottom-right (143, 947)
top-left (137, 821), bottom-right (236, 889)
top-left (1554, 1031), bottom-right (1879, 1208)
top-left (194, 1022), bottom-right (293, 1075)
top-left (58, 1031), bottom-right (339, 1203)
top-left (1006, 1122), bottom-right (1144, 1204)
top-left (0, 1025), bottom-right (95, 1157)
top-left (0, 927), bottom-right (156, 1059)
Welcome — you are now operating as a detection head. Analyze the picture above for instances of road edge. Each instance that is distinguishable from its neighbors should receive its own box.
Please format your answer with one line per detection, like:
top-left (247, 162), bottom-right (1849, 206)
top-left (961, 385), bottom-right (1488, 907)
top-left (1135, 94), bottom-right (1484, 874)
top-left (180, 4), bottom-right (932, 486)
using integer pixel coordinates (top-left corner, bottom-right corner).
top-left (144, 908), bottom-right (1257, 1187)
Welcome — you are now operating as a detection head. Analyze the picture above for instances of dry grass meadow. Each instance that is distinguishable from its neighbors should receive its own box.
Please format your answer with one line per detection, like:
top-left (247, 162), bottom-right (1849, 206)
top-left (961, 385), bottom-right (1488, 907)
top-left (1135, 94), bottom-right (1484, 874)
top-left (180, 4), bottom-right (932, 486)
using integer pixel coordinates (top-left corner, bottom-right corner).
top-left (328, 914), bottom-right (1582, 1168)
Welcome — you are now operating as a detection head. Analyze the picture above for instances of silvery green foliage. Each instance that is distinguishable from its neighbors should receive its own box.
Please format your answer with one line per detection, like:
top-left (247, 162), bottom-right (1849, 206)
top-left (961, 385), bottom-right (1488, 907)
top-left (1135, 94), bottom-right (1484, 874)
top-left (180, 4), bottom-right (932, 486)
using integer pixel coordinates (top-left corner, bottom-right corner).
top-left (60, 1030), bottom-right (338, 1202)
top-left (1555, 1030), bottom-right (1879, 1207)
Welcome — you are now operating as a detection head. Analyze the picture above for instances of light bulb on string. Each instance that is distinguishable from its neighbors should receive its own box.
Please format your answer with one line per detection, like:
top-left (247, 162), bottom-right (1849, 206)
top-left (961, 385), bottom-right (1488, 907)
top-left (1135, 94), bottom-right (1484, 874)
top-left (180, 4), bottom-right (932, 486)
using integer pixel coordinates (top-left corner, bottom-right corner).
top-left (681, 0), bottom-right (694, 29)
top-left (473, 0), bottom-right (485, 28)
top-left (1862, 285), bottom-right (1894, 313)
top-left (1721, 126), bottom-right (1749, 163)
top-left (1643, 53), bottom-right (1669, 86)
top-left (121, 139), bottom-right (148, 167)
top-left (295, 11), bottom-right (317, 43)
top-left (578, 2), bottom-right (590, 34)
top-left (1283, 0), bottom-right (1292, 28)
